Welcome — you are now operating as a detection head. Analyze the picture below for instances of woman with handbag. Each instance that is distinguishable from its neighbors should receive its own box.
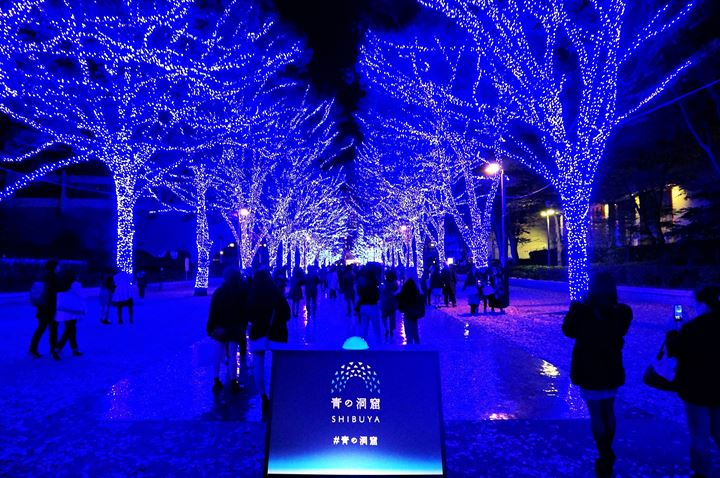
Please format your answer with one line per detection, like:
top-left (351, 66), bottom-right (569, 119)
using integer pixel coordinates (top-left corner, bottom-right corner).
top-left (246, 269), bottom-right (290, 418)
top-left (206, 267), bottom-right (249, 393)
top-left (562, 272), bottom-right (632, 478)
top-left (666, 285), bottom-right (720, 478)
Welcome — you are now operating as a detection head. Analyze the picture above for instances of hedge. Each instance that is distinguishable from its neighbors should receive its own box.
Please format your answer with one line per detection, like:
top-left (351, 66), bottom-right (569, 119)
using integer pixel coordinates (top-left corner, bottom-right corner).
top-left (510, 263), bottom-right (720, 290)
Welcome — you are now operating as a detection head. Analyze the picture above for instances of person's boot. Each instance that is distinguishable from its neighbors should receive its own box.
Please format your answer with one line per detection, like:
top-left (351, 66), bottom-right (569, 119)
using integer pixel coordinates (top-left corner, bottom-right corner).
top-left (595, 448), bottom-right (615, 478)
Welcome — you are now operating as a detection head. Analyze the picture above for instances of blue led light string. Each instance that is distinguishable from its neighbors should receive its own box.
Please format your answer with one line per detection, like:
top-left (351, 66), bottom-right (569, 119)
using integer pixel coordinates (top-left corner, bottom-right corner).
top-left (418, 0), bottom-right (701, 299)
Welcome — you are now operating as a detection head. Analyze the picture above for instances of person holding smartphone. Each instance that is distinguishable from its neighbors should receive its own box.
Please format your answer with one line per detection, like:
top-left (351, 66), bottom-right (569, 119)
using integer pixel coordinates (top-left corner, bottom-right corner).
top-left (666, 285), bottom-right (720, 478)
top-left (562, 272), bottom-right (633, 478)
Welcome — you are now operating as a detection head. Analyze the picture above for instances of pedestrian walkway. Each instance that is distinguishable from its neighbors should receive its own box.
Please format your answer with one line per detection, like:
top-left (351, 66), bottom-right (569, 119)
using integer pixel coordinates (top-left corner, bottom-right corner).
top-left (0, 282), bottom-right (717, 476)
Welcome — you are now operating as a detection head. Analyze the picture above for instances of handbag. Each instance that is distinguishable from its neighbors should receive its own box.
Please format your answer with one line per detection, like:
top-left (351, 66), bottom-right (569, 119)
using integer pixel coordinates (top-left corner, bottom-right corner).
top-left (643, 340), bottom-right (677, 392)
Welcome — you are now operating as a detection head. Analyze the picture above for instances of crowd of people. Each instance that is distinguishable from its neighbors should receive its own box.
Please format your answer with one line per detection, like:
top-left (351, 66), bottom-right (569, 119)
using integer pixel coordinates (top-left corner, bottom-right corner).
top-left (24, 258), bottom-right (720, 476)
top-left (28, 261), bottom-right (146, 360)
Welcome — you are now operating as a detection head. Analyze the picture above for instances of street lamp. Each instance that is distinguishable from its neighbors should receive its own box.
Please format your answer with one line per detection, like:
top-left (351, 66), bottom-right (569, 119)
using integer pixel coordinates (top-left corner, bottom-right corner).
top-left (540, 209), bottom-right (556, 266)
top-left (483, 162), bottom-right (506, 268)
top-left (483, 161), bottom-right (509, 309)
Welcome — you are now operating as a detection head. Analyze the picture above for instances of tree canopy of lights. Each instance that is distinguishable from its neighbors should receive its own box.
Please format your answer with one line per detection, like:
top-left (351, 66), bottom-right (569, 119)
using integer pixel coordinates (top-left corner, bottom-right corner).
top-left (358, 27), bottom-right (501, 268)
top-left (418, 0), bottom-right (705, 300)
top-left (0, 0), bottom-right (303, 274)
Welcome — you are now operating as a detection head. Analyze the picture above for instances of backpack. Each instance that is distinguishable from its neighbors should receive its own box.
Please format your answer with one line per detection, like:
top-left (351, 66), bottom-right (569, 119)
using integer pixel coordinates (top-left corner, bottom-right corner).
top-left (29, 281), bottom-right (46, 307)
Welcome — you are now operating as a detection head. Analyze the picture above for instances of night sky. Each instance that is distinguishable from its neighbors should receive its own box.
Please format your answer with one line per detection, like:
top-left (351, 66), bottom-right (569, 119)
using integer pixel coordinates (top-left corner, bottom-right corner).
top-left (271, 0), bottom-right (420, 162)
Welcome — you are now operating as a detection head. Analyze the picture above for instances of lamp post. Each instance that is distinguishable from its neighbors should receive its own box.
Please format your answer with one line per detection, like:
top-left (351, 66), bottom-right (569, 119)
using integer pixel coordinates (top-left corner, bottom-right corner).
top-left (540, 209), bottom-right (556, 266)
top-left (483, 163), bottom-right (506, 268)
top-left (484, 162), bottom-right (509, 309)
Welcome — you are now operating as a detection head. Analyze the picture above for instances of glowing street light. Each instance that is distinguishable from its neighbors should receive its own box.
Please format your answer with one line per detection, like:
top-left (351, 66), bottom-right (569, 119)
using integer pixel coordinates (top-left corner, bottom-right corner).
top-left (483, 162), bottom-right (502, 176)
top-left (239, 207), bottom-right (250, 217)
top-left (482, 162), bottom-right (506, 268)
top-left (540, 209), bottom-right (557, 266)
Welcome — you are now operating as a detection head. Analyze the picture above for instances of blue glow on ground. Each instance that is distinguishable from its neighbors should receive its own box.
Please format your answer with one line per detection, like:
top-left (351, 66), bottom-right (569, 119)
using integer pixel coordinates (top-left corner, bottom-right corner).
top-left (268, 451), bottom-right (443, 475)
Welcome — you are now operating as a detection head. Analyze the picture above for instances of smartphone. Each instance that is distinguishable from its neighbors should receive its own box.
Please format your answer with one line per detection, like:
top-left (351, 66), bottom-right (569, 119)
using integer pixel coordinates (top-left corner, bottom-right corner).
top-left (673, 304), bottom-right (683, 321)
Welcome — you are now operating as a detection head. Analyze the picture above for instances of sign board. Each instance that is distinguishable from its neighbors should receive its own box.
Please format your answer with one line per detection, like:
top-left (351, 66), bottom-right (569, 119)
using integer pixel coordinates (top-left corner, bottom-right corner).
top-left (266, 350), bottom-right (446, 477)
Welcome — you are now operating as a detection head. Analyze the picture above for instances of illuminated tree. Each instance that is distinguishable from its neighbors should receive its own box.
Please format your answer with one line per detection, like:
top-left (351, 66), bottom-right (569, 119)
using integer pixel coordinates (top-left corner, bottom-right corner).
top-left (418, 0), bottom-right (704, 299)
top-left (0, 1), bottom-right (301, 274)
top-left (358, 30), bottom-right (500, 267)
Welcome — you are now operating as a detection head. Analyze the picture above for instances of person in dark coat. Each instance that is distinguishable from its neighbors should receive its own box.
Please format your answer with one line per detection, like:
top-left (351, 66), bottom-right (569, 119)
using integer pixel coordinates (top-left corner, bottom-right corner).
top-left (562, 272), bottom-right (632, 478)
top-left (463, 265), bottom-right (482, 316)
top-left (246, 269), bottom-right (290, 417)
top-left (666, 285), bottom-right (720, 478)
top-left (380, 270), bottom-right (399, 341)
top-left (441, 264), bottom-right (457, 307)
top-left (304, 266), bottom-right (320, 318)
top-left (29, 260), bottom-right (60, 360)
top-left (288, 267), bottom-right (305, 318)
top-left (429, 264), bottom-right (443, 306)
top-left (206, 267), bottom-right (249, 393)
top-left (397, 270), bottom-right (424, 344)
top-left (356, 268), bottom-right (383, 346)
top-left (420, 270), bottom-right (431, 306)
top-left (340, 266), bottom-right (356, 316)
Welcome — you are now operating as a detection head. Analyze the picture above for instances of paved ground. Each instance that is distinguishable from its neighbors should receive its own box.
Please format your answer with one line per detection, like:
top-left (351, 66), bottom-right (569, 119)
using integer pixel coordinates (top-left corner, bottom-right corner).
top-left (0, 279), bottom-right (718, 477)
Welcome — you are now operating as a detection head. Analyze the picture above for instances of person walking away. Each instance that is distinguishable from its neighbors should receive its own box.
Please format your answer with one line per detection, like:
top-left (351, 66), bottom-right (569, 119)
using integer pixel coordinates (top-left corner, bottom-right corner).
top-left (441, 264), bottom-right (457, 307)
top-left (206, 267), bottom-right (249, 393)
top-left (318, 266), bottom-right (328, 297)
top-left (356, 268), bottom-right (383, 346)
top-left (397, 270), bottom-right (425, 344)
top-left (340, 266), bottom-right (356, 316)
top-left (463, 265), bottom-right (482, 316)
top-left (478, 267), bottom-right (495, 314)
top-left (99, 269), bottom-right (114, 325)
top-left (421, 270), bottom-right (431, 306)
top-left (562, 272), bottom-right (632, 478)
top-left (666, 285), bottom-right (720, 478)
top-left (55, 272), bottom-right (85, 356)
top-left (288, 267), bottom-right (304, 318)
top-left (113, 270), bottom-right (134, 324)
top-left (135, 269), bottom-right (148, 299)
top-left (29, 260), bottom-right (60, 359)
top-left (327, 267), bottom-right (339, 300)
top-left (380, 270), bottom-right (399, 342)
top-left (246, 269), bottom-right (290, 419)
top-left (429, 264), bottom-right (443, 306)
top-left (304, 266), bottom-right (320, 318)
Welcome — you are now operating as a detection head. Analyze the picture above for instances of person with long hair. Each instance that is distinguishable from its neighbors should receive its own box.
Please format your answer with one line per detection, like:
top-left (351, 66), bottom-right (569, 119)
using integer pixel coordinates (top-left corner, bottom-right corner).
top-left (397, 270), bottom-right (425, 345)
top-left (246, 269), bottom-right (290, 418)
top-left (562, 272), bottom-right (632, 478)
top-left (666, 285), bottom-right (720, 478)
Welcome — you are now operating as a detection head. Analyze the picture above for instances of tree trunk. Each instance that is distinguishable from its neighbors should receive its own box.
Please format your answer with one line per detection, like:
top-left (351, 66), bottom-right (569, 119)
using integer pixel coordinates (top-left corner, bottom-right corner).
top-left (436, 216), bottom-right (446, 266)
top-left (192, 167), bottom-right (212, 295)
top-left (413, 226), bottom-right (424, 274)
top-left (114, 177), bottom-right (136, 275)
top-left (193, 191), bottom-right (211, 296)
top-left (562, 197), bottom-right (591, 301)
